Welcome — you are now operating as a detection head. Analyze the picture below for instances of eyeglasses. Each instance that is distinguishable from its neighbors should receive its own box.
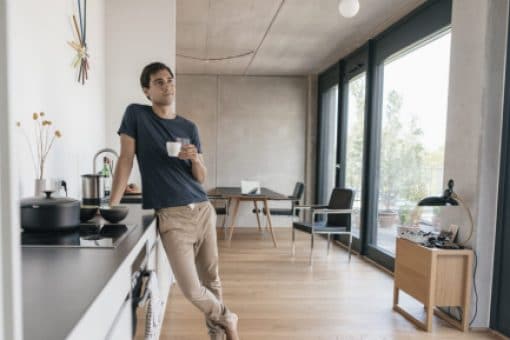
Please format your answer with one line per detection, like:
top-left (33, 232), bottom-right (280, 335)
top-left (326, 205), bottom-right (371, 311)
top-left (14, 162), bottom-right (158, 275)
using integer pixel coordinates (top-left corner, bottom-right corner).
top-left (151, 78), bottom-right (174, 89)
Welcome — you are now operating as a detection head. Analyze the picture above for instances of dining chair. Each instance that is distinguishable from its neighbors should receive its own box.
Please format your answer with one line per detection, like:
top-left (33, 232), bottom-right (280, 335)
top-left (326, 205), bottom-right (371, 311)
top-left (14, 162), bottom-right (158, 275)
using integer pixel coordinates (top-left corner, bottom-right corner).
top-left (252, 182), bottom-right (305, 229)
top-left (291, 188), bottom-right (354, 264)
top-left (210, 197), bottom-right (230, 234)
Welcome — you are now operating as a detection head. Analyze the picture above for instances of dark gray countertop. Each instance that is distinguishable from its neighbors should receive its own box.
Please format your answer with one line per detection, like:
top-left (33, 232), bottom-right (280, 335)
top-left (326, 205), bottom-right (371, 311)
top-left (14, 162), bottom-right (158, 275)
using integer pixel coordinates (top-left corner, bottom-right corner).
top-left (22, 204), bottom-right (156, 340)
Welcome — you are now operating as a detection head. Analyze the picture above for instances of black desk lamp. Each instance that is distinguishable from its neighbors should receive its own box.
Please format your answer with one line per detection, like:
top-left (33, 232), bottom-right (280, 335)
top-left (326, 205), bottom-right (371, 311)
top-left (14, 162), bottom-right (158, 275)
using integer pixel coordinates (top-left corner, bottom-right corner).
top-left (417, 179), bottom-right (473, 245)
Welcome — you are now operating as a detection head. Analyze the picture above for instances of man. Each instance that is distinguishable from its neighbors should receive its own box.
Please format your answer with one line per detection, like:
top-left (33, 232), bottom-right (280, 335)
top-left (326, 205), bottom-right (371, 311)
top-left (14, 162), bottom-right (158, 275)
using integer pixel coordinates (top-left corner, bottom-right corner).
top-left (109, 62), bottom-right (239, 340)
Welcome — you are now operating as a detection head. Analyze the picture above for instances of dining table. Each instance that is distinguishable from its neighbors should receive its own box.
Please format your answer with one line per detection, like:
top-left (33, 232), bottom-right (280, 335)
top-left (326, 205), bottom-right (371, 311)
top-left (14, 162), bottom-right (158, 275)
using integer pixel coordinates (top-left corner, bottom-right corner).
top-left (207, 187), bottom-right (290, 247)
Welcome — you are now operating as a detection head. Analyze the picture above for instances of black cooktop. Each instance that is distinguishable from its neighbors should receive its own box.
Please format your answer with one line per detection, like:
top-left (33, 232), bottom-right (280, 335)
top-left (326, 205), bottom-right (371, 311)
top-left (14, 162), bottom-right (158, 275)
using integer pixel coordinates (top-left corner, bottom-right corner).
top-left (21, 223), bottom-right (135, 248)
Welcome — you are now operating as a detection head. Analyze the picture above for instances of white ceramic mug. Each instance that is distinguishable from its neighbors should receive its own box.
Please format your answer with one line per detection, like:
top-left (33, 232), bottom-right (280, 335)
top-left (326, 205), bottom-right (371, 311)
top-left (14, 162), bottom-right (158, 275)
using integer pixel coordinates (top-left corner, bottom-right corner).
top-left (166, 141), bottom-right (182, 157)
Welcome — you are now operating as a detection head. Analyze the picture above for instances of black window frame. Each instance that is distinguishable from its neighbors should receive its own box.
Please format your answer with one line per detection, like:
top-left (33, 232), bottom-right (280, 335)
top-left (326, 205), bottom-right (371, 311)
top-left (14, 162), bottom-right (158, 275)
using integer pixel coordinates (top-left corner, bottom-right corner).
top-left (490, 3), bottom-right (510, 336)
top-left (336, 45), bottom-right (369, 253)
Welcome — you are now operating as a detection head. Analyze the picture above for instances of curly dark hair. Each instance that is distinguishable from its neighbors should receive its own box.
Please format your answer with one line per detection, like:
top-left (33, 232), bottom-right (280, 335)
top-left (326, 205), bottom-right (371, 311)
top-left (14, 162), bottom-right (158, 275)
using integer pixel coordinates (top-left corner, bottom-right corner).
top-left (139, 62), bottom-right (174, 89)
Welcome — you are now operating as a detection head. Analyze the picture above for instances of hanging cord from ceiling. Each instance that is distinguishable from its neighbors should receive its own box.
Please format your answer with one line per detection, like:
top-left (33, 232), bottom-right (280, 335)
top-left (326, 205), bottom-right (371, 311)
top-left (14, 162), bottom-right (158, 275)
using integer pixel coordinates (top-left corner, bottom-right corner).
top-left (243, 0), bottom-right (286, 75)
top-left (178, 0), bottom-right (253, 63)
top-left (176, 0), bottom-right (285, 68)
top-left (176, 51), bottom-right (255, 62)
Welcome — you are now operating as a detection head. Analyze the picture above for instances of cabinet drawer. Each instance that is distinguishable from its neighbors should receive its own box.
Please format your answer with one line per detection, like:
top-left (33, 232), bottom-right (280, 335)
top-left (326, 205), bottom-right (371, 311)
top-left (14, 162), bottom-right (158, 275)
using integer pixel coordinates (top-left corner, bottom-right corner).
top-left (395, 239), bottom-right (432, 304)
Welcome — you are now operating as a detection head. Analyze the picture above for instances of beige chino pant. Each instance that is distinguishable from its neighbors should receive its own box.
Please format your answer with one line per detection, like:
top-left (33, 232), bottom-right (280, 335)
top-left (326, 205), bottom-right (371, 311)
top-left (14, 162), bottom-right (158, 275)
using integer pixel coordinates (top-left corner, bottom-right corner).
top-left (157, 201), bottom-right (231, 339)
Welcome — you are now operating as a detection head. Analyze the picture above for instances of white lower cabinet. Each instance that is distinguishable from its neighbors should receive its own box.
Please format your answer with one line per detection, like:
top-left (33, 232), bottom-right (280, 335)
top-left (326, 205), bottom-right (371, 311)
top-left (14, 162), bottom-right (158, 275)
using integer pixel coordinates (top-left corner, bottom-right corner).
top-left (156, 237), bottom-right (173, 302)
top-left (106, 296), bottom-right (133, 340)
top-left (66, 219), bottom-right (174, 340)
top-left (66, 220), bottom-right (159, 340)
top-left (136, 235), bottom-right (173, 339)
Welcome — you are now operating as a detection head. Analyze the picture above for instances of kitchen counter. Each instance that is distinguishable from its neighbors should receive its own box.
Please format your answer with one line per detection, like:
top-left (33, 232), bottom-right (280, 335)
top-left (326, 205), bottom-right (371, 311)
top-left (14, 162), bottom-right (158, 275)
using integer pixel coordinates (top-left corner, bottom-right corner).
top-left (22, 205), bottom-right (156, 340)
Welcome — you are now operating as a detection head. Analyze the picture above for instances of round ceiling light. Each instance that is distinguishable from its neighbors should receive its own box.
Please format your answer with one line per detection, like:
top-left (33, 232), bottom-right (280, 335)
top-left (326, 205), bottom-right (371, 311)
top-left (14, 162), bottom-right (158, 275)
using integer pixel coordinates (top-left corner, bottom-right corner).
top-left (338, 0), bottom-right (360, 18)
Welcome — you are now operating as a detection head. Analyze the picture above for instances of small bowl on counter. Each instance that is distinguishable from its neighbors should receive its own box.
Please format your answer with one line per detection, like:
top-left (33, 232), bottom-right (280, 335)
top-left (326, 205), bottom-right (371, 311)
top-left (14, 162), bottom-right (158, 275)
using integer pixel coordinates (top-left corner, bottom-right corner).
top-left (99, 205), bottom-right (129, 223)
top-left (80, 205), bottom-right (99, 222)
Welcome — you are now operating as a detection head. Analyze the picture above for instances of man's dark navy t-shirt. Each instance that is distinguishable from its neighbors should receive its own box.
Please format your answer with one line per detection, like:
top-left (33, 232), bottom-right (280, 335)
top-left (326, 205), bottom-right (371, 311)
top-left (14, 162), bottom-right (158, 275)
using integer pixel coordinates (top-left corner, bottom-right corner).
top-left (117, 103), bottom-right (208, 209)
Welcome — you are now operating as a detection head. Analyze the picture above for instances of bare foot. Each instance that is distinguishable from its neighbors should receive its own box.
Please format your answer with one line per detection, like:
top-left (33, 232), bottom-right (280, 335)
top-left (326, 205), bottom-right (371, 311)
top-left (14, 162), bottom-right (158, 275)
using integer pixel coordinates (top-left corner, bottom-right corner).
top-left (224, 313), bottom-right (239, 340)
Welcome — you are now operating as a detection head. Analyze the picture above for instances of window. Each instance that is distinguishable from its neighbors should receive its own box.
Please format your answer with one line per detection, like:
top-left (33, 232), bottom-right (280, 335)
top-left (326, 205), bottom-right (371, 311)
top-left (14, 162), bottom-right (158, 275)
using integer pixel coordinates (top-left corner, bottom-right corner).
top-left (317, 63), bottom-right (340, 206)
top-left (344, 73), bottom-right (366, 238)
top-left (318, 84), bottom-right (339, 204)
top-left (316, 0), bottom-right (452, 270)
top-left (374, 32), bottom-right (451, 254)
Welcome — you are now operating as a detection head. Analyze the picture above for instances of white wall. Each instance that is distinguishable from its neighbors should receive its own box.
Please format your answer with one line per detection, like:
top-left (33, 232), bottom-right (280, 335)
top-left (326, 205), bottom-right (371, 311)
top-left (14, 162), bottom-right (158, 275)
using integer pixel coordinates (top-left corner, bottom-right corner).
top-left (1, 0), bottom-right (22, 338)
top-left (444, 0), bottom-right (508, 327)
top-left (176, 75), bottom-right (308, 227)
top-left (8, 0), bottom-right (106, 199)
top-left (105, 0), bottom-right (176, 185)
top-left (305, 75), bottom-right (318, 206)
top-left (1, 1), bottom-right (177, 338)
top-left (3, 0), bottom-right (107, 338)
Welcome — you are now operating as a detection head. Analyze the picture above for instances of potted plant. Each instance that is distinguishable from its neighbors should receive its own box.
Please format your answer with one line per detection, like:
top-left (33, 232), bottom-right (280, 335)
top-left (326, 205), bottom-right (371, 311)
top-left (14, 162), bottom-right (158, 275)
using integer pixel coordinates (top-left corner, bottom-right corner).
top-left (379, 209), bottom-right (399, 228)
top-left (377, 189), bottom-right (398, 228)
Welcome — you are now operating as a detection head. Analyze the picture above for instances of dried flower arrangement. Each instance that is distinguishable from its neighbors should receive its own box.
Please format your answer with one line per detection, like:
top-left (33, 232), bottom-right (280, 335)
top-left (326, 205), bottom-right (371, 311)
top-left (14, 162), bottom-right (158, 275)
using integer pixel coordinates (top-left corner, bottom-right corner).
top-left (16, 112), bottom-right (62, 180)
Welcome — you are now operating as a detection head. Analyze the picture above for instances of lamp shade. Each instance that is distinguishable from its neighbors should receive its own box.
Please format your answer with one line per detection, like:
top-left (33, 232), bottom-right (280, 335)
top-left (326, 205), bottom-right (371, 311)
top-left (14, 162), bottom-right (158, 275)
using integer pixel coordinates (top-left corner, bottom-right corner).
top-left (417, 179), bottom-right (459, 206)
top-left (417, 195), bottom-right (458, 206)
top-left (338, 0), bottom-right (360, 18)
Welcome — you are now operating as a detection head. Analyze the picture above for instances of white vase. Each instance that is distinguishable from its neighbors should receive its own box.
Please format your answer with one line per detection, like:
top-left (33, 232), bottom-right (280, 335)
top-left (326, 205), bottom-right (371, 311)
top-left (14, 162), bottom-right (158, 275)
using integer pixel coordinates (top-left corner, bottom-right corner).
top-left (34, 179), bottom-right (58, 197)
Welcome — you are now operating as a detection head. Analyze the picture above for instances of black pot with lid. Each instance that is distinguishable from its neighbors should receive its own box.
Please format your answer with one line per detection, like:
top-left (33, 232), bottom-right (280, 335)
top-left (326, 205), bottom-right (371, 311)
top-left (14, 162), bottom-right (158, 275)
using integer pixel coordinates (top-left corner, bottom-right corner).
top-left (20, 191), bottom-right (80, 231)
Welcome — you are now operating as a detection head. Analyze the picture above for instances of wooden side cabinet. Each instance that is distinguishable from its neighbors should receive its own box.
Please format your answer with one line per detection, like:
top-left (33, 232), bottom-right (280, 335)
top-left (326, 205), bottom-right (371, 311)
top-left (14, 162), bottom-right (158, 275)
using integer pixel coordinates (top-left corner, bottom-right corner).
top-left (393, 238), bottom-right (474, 332)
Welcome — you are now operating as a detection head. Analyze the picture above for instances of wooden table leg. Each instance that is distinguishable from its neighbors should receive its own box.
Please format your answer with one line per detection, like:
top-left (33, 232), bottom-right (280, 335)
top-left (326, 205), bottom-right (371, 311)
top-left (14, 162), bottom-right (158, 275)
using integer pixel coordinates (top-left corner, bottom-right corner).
top-left (425, 301), bottom-right (433, 331)
top-left (223, 198), bottom-right (232, 239)
top-left (253, 200), bottom-right (262, 231)
top-left (227, 198), bottom-right (241, 244)
top-left (263, 198), bottom-right (278, 248)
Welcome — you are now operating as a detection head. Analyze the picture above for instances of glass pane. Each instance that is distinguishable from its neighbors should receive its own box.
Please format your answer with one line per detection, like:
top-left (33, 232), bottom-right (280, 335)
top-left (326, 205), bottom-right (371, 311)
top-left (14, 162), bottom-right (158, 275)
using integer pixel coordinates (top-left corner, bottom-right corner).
top-left (318, 85), bottom-right (339, 205)
top-left (375, 32), bottom-right (451, 254)
top-left (345, 73), bottom-right (366, 239)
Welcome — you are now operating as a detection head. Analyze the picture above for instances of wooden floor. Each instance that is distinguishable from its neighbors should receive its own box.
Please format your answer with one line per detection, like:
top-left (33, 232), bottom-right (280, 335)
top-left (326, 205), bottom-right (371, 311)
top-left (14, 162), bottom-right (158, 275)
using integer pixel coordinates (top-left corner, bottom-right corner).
top-left (139, 227), bottom-right (500, 340)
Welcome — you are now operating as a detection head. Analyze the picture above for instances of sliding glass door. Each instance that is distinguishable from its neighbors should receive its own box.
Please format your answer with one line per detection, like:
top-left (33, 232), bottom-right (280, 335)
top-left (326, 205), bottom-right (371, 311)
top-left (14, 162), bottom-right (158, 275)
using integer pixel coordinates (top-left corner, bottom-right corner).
top-left (316, 0), bottom-right (452, 270)
top-left (335, 49), bottom-right (369, 251)
top-left (343, 73), bottom-right (366, 240)
top-left (317, 64), bottom-right (340, 205)
top-left (373, 32), bottom-right (451, 255)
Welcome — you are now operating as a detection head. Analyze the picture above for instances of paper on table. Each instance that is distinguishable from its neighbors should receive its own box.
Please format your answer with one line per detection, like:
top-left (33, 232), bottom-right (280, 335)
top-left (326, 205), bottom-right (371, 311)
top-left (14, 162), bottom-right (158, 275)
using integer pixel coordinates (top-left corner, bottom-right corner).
top-left (241, 180), bottom-right (260, 195)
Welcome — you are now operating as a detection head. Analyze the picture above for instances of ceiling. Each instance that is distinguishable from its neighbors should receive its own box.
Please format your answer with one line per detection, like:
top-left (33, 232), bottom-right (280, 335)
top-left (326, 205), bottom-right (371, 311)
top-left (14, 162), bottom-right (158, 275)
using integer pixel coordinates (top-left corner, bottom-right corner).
top-left (176, 0), bottom-right (426, 76)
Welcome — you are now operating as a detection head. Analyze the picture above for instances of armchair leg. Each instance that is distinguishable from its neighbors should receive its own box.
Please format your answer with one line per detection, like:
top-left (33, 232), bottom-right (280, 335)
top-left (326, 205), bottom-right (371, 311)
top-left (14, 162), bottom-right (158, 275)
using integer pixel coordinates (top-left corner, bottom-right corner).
top-left (327, 234), bottom-right (331, 256)
top-left (309, 233), bottom-right (314, 266)
top-left (348, 233), bottom-right (353, 262)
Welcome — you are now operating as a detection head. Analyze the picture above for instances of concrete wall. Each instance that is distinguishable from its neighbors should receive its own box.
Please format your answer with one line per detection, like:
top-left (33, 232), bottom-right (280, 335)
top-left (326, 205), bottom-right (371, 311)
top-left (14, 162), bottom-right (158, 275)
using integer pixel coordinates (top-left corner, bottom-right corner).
top-left (105, 0), bottom-right (176, 184)
top-left (176, 75), bottom-right (308, 227)
top-left (444, 0), bottom-right (508, 327)
top-left (305, 75), bottom-right (318, 206)
top-left (7, 0), bottom-right (106, 199)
